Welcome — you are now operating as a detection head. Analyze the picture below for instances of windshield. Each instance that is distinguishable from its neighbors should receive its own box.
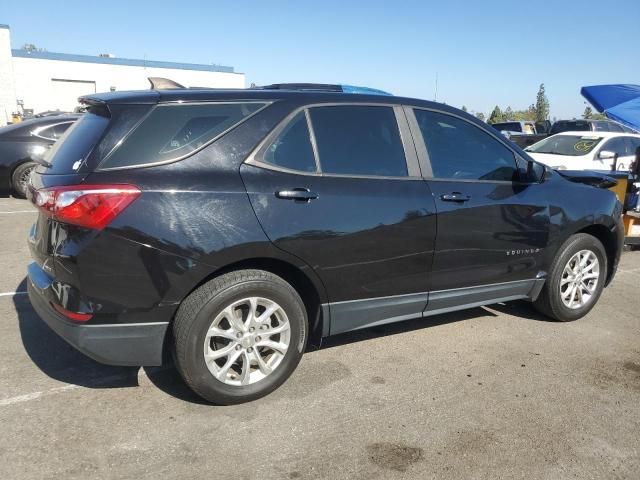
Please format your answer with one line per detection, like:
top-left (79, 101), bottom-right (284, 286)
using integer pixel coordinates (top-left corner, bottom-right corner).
top-left (525, 135), bottom-right (603, 156)
top-left (491, 122), bottom-right (522, 132)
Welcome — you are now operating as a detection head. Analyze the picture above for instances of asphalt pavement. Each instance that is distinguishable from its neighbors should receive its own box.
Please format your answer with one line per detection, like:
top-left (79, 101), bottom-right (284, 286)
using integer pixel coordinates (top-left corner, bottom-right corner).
top-left (0, 196), bottom-right (638, 479)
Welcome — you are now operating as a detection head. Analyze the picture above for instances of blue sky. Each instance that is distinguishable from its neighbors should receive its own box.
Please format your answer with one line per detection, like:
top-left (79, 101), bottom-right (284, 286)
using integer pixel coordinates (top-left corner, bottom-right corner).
top-left (3, 0), bottom-right (639, 118)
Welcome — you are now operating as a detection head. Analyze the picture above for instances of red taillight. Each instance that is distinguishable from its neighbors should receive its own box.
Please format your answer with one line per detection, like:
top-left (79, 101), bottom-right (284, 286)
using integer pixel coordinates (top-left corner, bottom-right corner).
top-left (34, 184), bottom-right (141, 230)
top-left (51, 302), bottom-right (93, 322)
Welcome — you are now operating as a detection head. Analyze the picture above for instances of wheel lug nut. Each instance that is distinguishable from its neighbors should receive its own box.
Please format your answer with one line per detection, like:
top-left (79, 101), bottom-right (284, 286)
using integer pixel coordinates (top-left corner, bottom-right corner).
top-left (256, 336), bottom-right (261, 342)
top-left (247, 347), bottom-right (253, 353)
top-left (249, 327), bottom-right (255, 332)
top-left (235, 344), bottom-right (242, 351)
top-left (236, 332), bottom-right (242, 338)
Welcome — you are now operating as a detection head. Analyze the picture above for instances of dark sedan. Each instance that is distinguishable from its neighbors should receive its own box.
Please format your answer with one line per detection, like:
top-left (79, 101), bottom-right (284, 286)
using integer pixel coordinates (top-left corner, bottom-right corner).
top-left (0, 114), bottom-right (80, 198)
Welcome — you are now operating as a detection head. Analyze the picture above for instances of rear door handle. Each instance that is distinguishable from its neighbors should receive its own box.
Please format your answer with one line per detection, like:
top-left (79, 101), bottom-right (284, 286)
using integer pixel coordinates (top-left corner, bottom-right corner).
top-left (440, 192), bottom-right (471, 202)
top-left (275, 188), bottom-right (318, 201)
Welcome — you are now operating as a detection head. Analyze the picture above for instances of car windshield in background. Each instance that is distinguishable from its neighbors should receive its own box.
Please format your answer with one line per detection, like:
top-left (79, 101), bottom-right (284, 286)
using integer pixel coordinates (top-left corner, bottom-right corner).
top-left (550, 121), bottom-right (591, 135)
top-left (526, 135), bottom-right (603, 156)
top-left (491, 122), bottom-right (522, 132)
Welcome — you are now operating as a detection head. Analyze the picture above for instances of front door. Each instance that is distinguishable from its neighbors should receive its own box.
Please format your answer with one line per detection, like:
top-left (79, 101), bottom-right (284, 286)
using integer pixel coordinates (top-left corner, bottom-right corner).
top-left (407, 107), bottom-right (550, 313)
top-left (241, 104), bottom-right (436, 334)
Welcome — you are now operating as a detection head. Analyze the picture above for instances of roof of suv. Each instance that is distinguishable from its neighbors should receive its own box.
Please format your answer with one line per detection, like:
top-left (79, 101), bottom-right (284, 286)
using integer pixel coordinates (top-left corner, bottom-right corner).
top-left (80, 87), bottom-right (434, 109)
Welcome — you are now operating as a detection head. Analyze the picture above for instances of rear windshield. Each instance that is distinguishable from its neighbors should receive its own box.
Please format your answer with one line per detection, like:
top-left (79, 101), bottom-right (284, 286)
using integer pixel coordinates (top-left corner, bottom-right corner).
top-left (99, 102), bottom-right (267, 169)
top-left (491, 122), bottom-right (522, 132)
top-left (550, 121), bottom-right (591, 135)
top-left (43, 113), bottom-right (109, 174)
top-left (526, 135), bottom-right (603, 156)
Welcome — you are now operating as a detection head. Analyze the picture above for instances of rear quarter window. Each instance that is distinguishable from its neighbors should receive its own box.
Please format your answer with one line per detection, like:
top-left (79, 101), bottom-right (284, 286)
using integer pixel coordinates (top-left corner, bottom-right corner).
top-left (99, 102), bottom-right (267, 169)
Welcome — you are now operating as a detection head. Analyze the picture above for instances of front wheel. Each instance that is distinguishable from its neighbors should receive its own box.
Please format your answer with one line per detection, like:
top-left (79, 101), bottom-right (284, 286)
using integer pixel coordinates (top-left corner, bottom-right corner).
top-left (534, 233), bottom-right (607, 321)
top-left (173, 269), bottom-right (307, 405)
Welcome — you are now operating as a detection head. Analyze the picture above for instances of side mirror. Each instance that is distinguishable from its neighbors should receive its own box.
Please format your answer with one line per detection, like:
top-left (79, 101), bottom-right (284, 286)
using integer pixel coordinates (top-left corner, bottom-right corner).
top-left (598, 150), bottom-right (616, 160)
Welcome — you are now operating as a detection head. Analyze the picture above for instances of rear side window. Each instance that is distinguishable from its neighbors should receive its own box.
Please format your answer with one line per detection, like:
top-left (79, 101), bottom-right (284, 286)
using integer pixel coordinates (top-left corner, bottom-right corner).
top-left (309, 105), bottom-right (408, 177)
top-left (44, 113), bottom-right (109, 174)
top-left (100, 102), bottom-right (266, 169)
top-left (262, 112), bottom-right (316, 172)
top-left (414, 109), bottom-right (517, 181)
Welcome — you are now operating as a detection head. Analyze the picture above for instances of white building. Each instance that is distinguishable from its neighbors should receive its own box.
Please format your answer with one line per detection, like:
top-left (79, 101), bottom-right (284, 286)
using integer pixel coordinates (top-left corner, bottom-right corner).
top-left (0, 24), bottom-right (245, 125)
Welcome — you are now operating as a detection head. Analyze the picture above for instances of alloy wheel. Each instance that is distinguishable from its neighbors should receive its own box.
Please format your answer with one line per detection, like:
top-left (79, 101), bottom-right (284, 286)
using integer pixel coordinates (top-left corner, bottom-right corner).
top-left (560, 249), bottom-right (600, 310)
top-left (203, 296), bottom-right (291, 386)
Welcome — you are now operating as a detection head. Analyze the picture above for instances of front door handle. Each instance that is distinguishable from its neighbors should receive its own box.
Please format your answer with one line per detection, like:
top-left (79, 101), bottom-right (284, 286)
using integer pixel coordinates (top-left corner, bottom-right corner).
top-left (276, 188), bottom-right (319, 201)
top-left (440, 192), bottom-right (471, 202)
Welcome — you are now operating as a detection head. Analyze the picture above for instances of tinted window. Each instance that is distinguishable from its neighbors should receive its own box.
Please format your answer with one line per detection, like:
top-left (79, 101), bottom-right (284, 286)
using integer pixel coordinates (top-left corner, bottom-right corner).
top-left (607, 122), bottom-right (624, 132)
top-left (491, 122), bottom-right (522, 132)
top-left (414, 109), bottom-right (517, 181)
top-left (101, 102), bottom-right (266, 169)
top-left (44, 113), bottom-right (109, 174)
top-left (309, 106), bottom-right (408, 177)
top-left (526, 134), bottom-right (603, 156)
top-left (601, 137), bottom-right (630, 156)
top-left (262, 112), bottom-right (316, 172)
top-left (52, 122), bottom-right (73, 139)
top-left (551, 121), bottom-right (591, 135)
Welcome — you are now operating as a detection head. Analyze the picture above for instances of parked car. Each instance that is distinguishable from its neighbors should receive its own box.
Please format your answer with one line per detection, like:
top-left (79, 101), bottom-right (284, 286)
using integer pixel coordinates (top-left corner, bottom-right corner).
top-left (550, 119), bottom-right (636, 135)
top-left (526, 131), bottom-right (640, 171)
top-left (27, 85), bottom-right (623, 404)
top-left (490, 120), bottom-right (551, 149)
top-left (0, 114), bottom-right (80, 198)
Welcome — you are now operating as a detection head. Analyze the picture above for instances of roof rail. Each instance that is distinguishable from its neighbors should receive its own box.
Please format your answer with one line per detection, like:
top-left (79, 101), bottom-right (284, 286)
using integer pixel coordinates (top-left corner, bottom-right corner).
top-left (256, 83), bottom-right (391, 96)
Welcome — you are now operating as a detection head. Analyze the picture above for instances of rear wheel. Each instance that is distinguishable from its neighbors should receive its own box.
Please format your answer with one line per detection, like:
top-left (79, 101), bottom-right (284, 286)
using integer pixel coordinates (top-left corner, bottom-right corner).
top-left (173, 269), bottom-right (307, 404)
top-left (534, 233), bottom-right (607, 321)
top-left (11, 162), bottom-right (37, 199)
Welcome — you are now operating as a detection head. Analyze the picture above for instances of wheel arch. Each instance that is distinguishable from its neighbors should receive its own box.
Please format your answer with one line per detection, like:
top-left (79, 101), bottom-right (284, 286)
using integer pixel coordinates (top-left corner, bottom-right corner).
top-left (574, 223), bottom-right (619, 286)
top-left (181, 256), bottom-right (328, 349)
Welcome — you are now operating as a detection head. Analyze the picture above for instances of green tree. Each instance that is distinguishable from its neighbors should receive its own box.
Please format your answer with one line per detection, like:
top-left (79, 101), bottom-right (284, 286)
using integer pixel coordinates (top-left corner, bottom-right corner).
top-left (583, 106), bottom-right (594, 119)
top-left (475, 112), bottom-right (486, 122)
top-left (461, 105), bottom-right (468, 112)
top-left (535, 83), bottom-right (550, 121)
top-left (503, 106), bottom-right (514, 121)
top-left (488, 106), bottom-right (504, 124)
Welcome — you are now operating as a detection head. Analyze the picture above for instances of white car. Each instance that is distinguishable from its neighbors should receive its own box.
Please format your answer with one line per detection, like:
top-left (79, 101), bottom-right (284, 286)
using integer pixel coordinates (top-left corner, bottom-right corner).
top-left (525, 131), bottom-right (640, 171)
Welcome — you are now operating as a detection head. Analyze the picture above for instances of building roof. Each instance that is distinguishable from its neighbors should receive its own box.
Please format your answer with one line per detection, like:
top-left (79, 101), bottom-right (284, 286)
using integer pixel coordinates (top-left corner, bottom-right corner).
top-left (11, 48), bottom-right (238, 74)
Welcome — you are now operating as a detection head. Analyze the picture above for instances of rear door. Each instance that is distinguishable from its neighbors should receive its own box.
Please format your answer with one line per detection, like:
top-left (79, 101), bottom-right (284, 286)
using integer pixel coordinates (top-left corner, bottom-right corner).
top-left (406, 107), bottom-right (550, 312)
top-left (241, 103), bottom-right (437, 334)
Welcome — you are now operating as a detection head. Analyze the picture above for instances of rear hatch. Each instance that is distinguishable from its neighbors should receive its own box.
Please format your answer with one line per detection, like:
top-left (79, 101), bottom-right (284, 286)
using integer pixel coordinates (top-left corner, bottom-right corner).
top-left (28, 101), bottom-right (153, 274)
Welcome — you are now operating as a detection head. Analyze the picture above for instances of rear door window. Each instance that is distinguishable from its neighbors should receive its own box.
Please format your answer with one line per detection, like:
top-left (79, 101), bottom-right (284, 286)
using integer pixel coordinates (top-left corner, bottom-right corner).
top-left (414, 109), bottom-right (518, 181)
top-left (100, 102), bottom-right (267, 169)
top-left (308, 105), bottom-right (408, 177)
top-left (262, 112), bottom-right (317, 172)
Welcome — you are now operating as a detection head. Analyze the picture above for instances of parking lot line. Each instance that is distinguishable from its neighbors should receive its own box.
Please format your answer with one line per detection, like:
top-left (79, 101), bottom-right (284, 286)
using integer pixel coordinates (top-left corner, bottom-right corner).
top-left (0, 291), bottom-right (27, 297)
top-left (0, 367), bottom-right (168, 407)
top-left (0, 210), bottom-right (36, 214)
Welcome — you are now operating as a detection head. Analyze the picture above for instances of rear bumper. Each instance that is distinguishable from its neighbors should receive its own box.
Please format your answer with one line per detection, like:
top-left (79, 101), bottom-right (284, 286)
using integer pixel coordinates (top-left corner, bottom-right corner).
top-left (27, 268), bottom-right (168, 366)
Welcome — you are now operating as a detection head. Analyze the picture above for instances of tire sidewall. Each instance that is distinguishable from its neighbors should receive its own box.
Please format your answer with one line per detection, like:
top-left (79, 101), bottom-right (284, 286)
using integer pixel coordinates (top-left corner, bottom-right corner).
top-left (547, 234), bottom-right (607, 321)
top-left (181, 279), bottom-right (307, 403)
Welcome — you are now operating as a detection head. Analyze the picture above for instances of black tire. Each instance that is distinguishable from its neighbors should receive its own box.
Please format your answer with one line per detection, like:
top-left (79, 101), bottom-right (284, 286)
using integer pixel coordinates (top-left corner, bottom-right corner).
top-left (173, 269), bottom-right (307, 405)
top-left (11, 162), bottom-right (37, 199)
top-left (533, 233), bottom-right (607, 321)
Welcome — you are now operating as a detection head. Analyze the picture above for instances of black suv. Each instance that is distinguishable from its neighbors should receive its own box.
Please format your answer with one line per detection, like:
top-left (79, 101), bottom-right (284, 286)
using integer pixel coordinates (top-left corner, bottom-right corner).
top-left (27, 85), bottom-right (623, 404)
